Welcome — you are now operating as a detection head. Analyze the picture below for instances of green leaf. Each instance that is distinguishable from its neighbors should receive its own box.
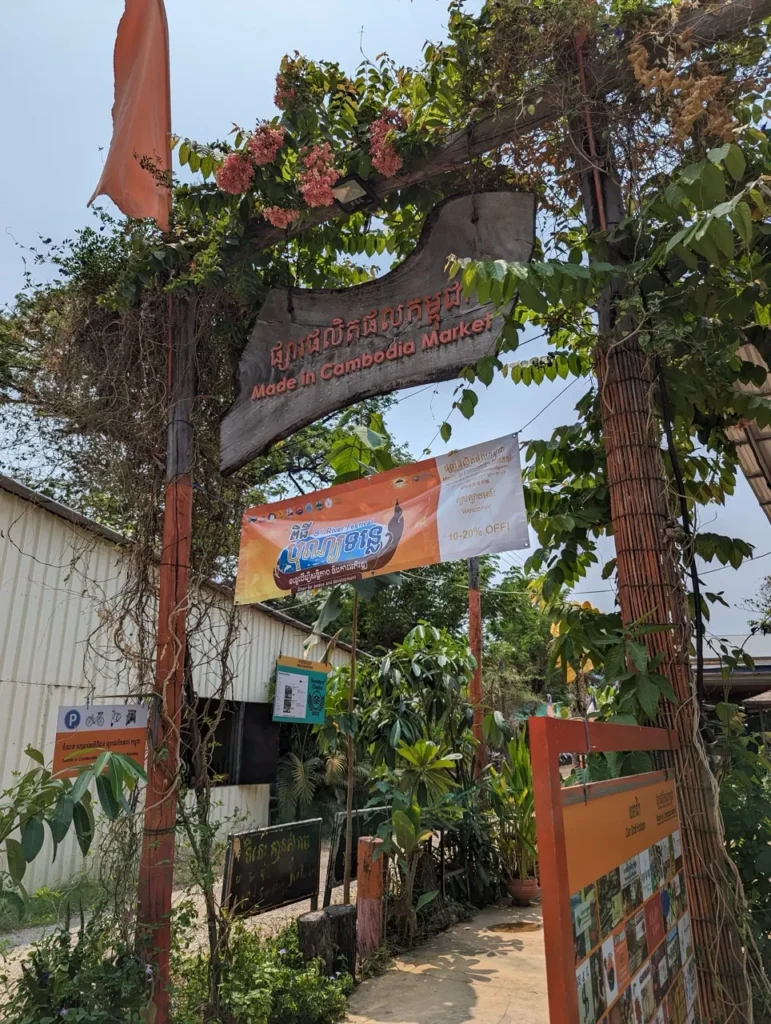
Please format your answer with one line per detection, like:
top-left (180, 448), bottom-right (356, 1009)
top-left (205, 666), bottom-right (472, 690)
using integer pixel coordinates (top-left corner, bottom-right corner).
top-left (21, 817), bottom-right (45, 862)
top-left (707, 144), bottom-right (730, 165)
top-left (178, 142), bottom-right (190, 166)
top-left (723, 144), bottom-right (746, 181)
top-left (636, 676), bottom-right (660, 720)
top-left (458, 389), bottom-right (478, 420)
top-left (707, 217), bottom-right (734, 259)
top-left (71, 769), bottom-right (94, 806)
top-left (700, 163), bottom-right (726, 208)
top-left (439, 422), bottom-right (452, 443)
top-left (415, 890), bottom-right (439, 912)
top-left (517, 277), bottom-right (548, 314)
top-left (24, 746), bottom-right (45, 766)
top-left (72, 802), bottom-right (94, 856)
top-left (5, 839), bottom-right (26, 884)
top-left (680, 161), bottom-right (705, 185)
top-left (650, 672), bottom-right (677, 704)
top-left (628, 642), bottom-right (648, 672)
top-left (96, 774), bottom-right (121, 820)
top-left (729, 203), bottom-right (752, 248)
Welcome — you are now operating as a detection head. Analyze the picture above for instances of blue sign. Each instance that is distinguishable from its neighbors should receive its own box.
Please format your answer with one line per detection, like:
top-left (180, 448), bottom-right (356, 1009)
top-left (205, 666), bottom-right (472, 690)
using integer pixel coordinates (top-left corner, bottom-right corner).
top-left (64, 709), bottom-right (81, 730)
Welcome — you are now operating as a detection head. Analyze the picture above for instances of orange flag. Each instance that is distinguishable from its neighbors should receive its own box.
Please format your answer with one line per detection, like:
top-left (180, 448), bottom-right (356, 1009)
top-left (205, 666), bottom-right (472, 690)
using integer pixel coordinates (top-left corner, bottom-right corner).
top-left (89, 0), bottom-right (171, 231)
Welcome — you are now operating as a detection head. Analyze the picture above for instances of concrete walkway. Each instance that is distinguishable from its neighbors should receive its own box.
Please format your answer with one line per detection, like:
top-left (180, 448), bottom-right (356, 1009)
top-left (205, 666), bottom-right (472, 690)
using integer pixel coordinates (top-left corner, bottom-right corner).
top-left (348, 905), bottom-right (549, 1024)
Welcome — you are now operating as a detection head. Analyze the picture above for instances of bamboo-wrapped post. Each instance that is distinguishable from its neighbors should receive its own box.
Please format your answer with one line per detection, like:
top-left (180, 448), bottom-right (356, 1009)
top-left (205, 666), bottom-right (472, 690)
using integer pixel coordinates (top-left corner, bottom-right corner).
top-left (570, 38), bottom-right (752, 1018)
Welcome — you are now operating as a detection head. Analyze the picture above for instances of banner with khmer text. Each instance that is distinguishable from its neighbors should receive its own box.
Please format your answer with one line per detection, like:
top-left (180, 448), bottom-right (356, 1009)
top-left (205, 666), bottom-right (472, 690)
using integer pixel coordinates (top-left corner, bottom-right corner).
top-left (235, 434), bottom-right (529, 605)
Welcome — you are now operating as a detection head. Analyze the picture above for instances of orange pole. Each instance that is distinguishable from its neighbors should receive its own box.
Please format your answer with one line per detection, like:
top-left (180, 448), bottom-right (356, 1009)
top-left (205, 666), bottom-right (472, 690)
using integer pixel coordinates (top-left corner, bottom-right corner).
top-left (137, 294), bottom-right (197, 1024)
top-left (467, 557), bottom-right (484, 772)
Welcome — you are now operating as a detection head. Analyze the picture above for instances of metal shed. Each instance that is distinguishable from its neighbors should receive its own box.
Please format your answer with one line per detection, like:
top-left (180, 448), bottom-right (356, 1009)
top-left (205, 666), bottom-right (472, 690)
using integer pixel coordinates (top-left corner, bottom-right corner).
top-left (0, 475), bottom-right (349, 892)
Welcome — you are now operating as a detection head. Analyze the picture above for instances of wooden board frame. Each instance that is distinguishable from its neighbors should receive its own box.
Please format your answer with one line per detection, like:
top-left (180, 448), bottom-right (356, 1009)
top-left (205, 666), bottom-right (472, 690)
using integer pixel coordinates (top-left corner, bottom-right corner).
top-left (222, 817), bottom-right (323, 917)
top-left (529, 718), bottom-right (680, 1024)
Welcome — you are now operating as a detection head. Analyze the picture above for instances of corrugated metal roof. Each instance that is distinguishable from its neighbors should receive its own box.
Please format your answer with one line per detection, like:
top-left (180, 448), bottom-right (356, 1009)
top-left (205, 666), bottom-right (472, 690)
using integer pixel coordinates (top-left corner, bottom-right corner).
top-left (743, 688), bottom-right (771, 708)
top-left (0, 473), bottom-right (352, 651)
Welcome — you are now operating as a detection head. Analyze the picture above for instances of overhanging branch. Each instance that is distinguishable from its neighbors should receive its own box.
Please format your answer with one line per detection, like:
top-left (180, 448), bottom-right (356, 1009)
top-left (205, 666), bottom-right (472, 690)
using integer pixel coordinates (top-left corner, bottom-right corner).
top-left (243, 0), bottom-right (771, 252)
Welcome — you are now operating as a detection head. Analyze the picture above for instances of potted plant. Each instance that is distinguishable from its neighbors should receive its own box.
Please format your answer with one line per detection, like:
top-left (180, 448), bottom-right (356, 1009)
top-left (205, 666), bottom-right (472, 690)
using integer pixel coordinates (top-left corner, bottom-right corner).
top-left (489, 727), bottom-right (540, 905)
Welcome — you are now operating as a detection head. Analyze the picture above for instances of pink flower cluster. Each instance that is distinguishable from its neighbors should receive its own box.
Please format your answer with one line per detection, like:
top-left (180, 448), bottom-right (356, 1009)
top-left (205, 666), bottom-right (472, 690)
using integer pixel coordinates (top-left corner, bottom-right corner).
top-left (274, 73), bottom-right (297, 110)
top-left (299, 143), bottom-right (339, 207)
top-left (247, 123), bottom-right (285, 165)
top-left (369, 109), bottom-right (406, 177)
top-left (264, 206), bottom-right (300, 229)
top-left (215, 152), bottom-right (255, 194)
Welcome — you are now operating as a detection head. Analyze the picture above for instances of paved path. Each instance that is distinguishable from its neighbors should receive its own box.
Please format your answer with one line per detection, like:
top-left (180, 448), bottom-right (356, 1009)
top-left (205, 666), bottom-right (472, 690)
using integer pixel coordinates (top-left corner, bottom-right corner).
top-left (348, 904), bottom-right (548, 1024)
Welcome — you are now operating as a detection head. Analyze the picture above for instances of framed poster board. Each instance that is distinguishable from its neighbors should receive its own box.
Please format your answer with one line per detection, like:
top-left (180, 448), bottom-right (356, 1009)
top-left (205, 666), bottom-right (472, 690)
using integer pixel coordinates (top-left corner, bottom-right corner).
top-left (530, 718), bottom-right (703, 1024)
top-left (322, 806), bottom-right (390, 907)
top-left (273, 656), bottom-right (329, 725)
top-left (222, 818), bottom-right (322, 917)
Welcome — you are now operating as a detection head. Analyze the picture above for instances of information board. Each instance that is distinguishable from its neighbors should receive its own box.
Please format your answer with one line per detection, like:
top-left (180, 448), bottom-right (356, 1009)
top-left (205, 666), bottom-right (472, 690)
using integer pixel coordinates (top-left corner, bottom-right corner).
top-left (273, 656), bottom-right (329, 725)
top-left (530, 717), bottom-right (703, 1024)
top-left (222, 818), bottom-right (322, 917)
top-left (53, 703), bottom-right (147, 777)
top-left (565, 778), bottom-right (700, 1024)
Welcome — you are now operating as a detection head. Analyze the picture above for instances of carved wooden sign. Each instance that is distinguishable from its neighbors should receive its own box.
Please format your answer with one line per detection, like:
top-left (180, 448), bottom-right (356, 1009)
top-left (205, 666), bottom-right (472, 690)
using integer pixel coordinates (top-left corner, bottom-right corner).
top-left (220, 191), bottom-right (536, 474)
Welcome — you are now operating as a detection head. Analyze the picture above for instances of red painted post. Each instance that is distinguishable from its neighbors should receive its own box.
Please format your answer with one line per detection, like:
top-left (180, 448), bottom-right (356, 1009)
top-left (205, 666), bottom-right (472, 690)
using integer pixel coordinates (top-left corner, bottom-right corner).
top-left (467, 557), bottom-right (484, 772)
top-left (137, 295), bottom-right (197, 1024)
top-left (356, 836), bottom-right (385, 958)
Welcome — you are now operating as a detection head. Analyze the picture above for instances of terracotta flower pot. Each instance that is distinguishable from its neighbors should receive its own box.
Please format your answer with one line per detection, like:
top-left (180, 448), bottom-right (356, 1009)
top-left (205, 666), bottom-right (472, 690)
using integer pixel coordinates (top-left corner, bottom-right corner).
top-left (506, 876), bottom-right (541, 906)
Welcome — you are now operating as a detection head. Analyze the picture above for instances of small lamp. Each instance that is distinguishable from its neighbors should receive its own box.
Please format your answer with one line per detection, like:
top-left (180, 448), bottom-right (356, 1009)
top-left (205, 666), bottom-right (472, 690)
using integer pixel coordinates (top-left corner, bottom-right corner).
top-left (331, 173), bottom-right (380, 213)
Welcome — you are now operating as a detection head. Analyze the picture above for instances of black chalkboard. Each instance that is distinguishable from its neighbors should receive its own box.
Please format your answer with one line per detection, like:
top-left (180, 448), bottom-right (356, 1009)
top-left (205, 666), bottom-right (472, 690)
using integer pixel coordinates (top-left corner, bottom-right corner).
top-left (222, 819), bottom-right (322, 917)
top-left (323, 806), bottom-right (390, 907)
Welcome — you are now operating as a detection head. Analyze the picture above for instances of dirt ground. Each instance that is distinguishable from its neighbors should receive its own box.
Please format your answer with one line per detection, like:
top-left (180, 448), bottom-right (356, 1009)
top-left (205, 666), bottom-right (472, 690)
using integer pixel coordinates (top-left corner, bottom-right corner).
top-left (347, 904), bottom-right (548, 1024)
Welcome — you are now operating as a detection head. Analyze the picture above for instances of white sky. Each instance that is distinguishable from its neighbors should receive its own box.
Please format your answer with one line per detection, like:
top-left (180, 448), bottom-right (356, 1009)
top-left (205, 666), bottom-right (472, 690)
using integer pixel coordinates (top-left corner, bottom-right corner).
top-left (1, 0), bottom-right (769, 639)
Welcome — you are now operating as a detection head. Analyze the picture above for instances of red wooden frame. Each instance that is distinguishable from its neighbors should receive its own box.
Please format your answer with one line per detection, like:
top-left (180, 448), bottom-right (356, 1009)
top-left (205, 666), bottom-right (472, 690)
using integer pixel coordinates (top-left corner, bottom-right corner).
top-left (528, 718), bottom-right (679, 1024)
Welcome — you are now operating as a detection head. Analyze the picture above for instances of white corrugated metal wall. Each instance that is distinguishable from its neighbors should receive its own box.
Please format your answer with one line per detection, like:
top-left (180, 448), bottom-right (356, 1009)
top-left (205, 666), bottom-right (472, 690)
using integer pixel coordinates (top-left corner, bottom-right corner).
top-left (0, 479), bottom-right (348, 892)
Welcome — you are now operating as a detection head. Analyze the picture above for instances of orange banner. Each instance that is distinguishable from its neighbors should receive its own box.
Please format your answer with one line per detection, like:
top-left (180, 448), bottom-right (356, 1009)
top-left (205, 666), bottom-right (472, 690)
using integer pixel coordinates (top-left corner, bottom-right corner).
top-left (235, 434), bottom-right (529, 605)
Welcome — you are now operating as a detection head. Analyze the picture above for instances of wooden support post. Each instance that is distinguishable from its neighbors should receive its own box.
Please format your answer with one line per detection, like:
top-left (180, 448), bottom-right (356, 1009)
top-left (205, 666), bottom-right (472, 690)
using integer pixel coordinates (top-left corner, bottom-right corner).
top-left (137, 294), bottom-right (197, 1024)
top-left (467, 557), bottom-right (484, 773)
top-left (342, 590), bottom-right (359, 904)
top-left (356, 837), bottom-right (385, 958)
top-left (570, 35), bottom-right (751, 1019)
top-left (297, 910), bottom-right (335, 975)
top-left (327, 904), bottom-right (357, 978)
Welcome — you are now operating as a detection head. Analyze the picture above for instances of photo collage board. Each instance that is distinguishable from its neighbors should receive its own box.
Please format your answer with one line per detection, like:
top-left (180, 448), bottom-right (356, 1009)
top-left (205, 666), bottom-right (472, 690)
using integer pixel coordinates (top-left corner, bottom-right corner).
top-left (568, 791), bottom-right (702, 1024)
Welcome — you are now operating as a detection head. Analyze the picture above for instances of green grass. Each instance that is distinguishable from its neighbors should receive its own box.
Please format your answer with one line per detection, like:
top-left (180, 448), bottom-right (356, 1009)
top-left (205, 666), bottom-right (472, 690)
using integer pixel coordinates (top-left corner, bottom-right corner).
top-left (0, 879), bottom-right (100, 935)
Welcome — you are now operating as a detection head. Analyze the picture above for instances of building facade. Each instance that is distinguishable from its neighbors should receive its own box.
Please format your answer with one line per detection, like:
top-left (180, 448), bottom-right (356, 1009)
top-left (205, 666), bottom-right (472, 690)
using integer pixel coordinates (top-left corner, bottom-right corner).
top-left (0, 475), bottom-right (348, 892)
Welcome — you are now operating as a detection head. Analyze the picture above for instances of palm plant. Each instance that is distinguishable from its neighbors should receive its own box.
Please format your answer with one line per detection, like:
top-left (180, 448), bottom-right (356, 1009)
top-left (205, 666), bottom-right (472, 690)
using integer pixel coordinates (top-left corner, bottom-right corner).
top-left (488, 728), bottom-right (538, 881)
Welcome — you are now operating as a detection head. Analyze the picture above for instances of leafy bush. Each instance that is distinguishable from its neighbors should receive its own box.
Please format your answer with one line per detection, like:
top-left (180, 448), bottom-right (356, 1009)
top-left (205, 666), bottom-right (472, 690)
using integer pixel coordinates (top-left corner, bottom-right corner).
top-left (712, 703), bottom-right (771, 1010)
top-left (171, 922), bottom-right (351, 1024)
top-left (0, 915), bottom-right (150, 1024)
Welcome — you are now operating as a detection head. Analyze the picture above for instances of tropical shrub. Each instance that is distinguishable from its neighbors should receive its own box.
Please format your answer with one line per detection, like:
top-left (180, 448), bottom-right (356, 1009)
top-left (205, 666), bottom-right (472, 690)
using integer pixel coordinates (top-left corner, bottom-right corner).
top-left (0, 913), bottom-right (151, 1024)
top-left (171, 921), bottom-right (351, 1024)
top-left (488, 728), bottom-right (538, 881)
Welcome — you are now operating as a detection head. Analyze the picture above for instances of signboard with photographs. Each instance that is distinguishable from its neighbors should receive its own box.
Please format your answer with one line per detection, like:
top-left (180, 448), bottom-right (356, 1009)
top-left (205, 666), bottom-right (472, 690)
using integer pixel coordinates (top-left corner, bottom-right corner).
top-left (530, 718), bottom-right (703, 1024)
top-left (272, 656), bottom-right (329, 726)
top-left (565, 779), bottom-right (700, 1024)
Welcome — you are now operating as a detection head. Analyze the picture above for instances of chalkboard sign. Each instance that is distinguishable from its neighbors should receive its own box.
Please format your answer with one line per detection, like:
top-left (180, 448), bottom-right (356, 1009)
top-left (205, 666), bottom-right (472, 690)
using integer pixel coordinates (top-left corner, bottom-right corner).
top-left (222, 819), bottom-right (322, 917)
top-left (323, 806), bottom-right (390, 907)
